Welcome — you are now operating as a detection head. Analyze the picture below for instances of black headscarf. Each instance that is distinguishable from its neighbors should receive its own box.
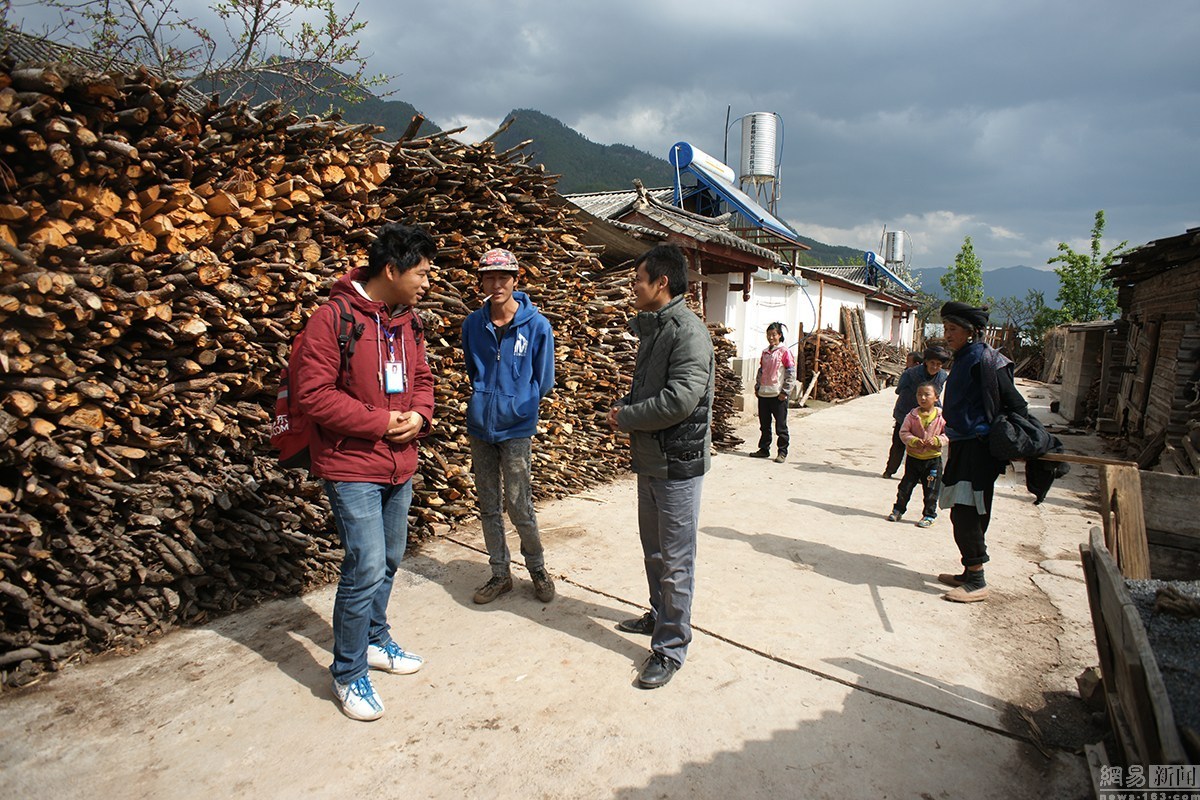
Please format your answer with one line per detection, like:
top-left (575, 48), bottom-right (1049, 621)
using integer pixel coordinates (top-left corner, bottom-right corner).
top-left (940, 301), bottom-right (989, 332)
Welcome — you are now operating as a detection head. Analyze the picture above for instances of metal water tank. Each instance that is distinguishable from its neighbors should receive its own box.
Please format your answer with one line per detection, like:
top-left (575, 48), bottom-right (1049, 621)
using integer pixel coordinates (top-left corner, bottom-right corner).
top-left (668, 141), bottom-right (737, 183)
top-left (884, 230), bottom-right (906, 265)
top-left (740, 112), bottom-right (778, 180)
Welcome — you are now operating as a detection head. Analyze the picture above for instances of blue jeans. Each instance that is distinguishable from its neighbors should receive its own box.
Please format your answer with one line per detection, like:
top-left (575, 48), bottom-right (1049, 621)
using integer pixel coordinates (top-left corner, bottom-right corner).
top-left (637, 473), bottom-right (703, 667)
top-left (324, 479), bottom-right (412, 684)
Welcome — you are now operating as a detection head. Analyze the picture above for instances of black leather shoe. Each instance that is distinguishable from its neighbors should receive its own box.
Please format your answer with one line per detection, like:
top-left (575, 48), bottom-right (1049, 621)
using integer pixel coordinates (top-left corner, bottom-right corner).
top-left (616, 612), bottom-right (655, 635)
top-left (637, 652), bottom-right (679, 689)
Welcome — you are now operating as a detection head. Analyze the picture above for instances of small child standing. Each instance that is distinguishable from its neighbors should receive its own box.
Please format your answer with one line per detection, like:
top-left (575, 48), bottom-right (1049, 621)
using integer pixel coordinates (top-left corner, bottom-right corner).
top-left (888, 382), bottom-right (948, 527)
top-left (750, 322), bottom-right (796, 463)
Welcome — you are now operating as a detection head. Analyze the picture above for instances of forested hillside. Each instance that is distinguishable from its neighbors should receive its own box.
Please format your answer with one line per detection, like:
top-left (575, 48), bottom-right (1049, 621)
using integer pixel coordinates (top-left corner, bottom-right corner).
top-left (490, 109), bottom-right (677, 193)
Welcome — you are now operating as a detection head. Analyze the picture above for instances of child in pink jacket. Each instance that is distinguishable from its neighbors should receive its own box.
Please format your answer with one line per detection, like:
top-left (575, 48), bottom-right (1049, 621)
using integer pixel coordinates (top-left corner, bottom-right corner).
top-left (887, 382), bottom-right (948, 527)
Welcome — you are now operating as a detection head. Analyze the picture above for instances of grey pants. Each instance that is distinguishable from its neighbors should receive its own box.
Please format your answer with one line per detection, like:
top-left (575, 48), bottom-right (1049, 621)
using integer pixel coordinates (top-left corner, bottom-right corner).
top-left (637, 473), bottom-right (703, 667)
top-left (470, 436), bottom-right (545, 576)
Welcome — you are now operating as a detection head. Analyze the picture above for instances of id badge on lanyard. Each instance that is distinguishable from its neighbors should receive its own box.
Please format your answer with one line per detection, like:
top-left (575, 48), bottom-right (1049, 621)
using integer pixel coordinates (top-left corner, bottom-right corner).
top-left (383, 328), bottom-right (407, 394)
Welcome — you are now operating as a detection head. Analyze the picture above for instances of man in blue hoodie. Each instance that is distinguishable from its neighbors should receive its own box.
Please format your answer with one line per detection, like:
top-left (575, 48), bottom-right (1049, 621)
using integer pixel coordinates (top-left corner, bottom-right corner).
top-left (462, 248), bottom-right (557, 604)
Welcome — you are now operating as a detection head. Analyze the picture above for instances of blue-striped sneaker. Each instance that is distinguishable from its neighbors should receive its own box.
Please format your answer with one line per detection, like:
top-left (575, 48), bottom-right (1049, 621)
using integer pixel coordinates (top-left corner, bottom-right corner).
top-left (333, 674), bottom-right (384, 721)
top-left (367, 641), bottom-right (424, 675)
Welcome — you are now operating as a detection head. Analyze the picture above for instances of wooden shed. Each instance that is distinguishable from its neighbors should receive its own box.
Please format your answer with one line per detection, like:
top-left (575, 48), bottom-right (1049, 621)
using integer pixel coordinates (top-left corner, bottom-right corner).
top-left (1107, 227), bottom-right (1200, 475)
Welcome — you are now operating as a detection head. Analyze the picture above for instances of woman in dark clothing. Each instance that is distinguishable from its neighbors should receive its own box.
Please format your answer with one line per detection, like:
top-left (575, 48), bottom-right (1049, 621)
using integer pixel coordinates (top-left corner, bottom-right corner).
top-left (936, 302), bottom-right (1028, 603)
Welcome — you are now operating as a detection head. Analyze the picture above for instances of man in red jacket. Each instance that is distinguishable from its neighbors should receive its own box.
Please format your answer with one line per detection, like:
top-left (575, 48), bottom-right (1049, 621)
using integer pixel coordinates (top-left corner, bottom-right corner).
top-left (295, 223), bottom-right (437, 721)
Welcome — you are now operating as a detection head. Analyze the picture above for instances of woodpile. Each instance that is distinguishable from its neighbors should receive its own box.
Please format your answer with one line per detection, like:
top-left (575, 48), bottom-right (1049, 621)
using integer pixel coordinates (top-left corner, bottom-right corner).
top-left (0, 59), bottom-right (739, 685)
top-left (709, 322), bottom-right (743, 449)
top-left (797, 329), bottom-right (864, 402)
top-left (870, 341), bottom-right (910, 387)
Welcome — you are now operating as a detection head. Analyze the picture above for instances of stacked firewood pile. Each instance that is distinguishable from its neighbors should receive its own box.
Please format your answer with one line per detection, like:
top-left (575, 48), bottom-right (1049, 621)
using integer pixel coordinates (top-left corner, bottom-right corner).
top-left (797, 329), bottom-right (864, 402)
top-left (870, 341), bottom-right (911, 387)
top-left (0, 60), bottom-right (742, 684)
top-left (709, 323), bottom-right (743, 449)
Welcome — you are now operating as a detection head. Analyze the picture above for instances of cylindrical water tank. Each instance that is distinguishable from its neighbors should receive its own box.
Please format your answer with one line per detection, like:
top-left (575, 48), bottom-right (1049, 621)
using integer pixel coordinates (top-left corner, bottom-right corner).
top-left (740, 112), bottom-right (778, 180)
top-left (884, 231), bottom-right (906, 264)
top-left (668, 142), bottom-right (736, 183)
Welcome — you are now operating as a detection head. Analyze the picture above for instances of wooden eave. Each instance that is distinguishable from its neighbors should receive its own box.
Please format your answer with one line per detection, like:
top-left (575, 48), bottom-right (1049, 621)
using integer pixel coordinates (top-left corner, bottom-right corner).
top-left (1109, 227), bottom-right (1200, 285)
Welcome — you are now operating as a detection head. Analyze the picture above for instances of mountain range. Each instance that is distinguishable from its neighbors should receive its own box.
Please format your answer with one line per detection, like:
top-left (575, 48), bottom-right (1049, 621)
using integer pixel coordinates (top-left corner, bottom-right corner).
top-left (910, 266), bottom-right (1060, 303)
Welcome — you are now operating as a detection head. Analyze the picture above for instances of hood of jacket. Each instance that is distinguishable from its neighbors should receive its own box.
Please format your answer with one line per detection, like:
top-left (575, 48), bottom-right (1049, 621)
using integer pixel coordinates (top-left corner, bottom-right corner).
top-left (328, 268), bottom-right (418, 322)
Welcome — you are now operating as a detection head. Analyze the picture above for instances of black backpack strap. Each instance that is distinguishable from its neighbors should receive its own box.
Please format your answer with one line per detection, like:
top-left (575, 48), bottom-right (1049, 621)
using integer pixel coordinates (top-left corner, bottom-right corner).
top-left (329, 296), bottom-right (364, 375)
top-left (410, 309), bottom-right (425, 344)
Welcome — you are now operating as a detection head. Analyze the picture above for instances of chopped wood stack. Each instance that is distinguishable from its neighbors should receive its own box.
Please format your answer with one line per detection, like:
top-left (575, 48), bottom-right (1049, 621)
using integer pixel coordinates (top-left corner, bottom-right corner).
top-left (797, 329), bottom-right (864, 402)
top-left (0, 59), bottom-right (738, 684)
top-left (870, 341), bottom-right (910, 387)
top-left (709, 323), bottom-right (743, 449)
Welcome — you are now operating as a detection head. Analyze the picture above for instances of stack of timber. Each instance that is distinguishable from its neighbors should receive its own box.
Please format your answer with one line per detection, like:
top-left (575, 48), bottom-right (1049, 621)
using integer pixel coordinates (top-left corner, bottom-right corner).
top-left (870, 340), bottom-right (910, 387)
top-left (840, 306), bottom-right (879, 394)
top-left (1041, 326), bottom-right (1067, 383)
top-left (0, 59), bottom-right (746, 685)
top-left (797, 329), bottom-right (863, 402)
top-left (709, 323), bottom-right (743, 450)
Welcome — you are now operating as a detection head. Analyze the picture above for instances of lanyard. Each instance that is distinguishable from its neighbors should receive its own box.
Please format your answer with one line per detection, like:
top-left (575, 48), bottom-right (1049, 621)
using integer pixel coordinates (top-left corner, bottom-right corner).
top-left (384, 327), bottom-right (397, 361)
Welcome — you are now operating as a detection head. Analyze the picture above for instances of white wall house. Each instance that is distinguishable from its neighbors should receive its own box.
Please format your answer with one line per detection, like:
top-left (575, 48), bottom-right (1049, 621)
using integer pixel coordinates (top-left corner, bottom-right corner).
top-left (708, 266), bottom-right (917, 360)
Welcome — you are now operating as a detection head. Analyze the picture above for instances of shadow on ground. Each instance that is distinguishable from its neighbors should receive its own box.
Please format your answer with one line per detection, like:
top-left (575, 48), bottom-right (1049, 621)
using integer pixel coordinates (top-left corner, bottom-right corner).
top-left (610, 652), bottom-right (1090, 799)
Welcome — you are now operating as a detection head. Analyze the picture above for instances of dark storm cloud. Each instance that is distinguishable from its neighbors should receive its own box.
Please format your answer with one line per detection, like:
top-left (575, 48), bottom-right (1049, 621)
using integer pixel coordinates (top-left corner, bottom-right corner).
top-left (7, 0), bottom-right (1198, 268)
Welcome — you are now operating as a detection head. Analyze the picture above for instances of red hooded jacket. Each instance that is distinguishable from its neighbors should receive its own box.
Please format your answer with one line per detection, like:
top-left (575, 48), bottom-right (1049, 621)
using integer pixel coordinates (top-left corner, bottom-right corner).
top-left (294, 269), bottom-right (435, 484)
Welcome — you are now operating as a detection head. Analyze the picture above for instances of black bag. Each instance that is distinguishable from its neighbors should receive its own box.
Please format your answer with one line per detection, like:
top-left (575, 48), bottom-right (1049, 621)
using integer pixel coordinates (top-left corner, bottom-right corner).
top-left (988, 411), bottom-right (1054, 461)
top-left (989, 411), bottom-right (1070, 504)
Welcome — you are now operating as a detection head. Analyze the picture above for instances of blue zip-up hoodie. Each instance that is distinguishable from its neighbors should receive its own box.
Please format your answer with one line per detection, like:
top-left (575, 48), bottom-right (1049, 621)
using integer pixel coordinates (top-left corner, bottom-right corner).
top-left (462, 291), bottom-right (555, 443)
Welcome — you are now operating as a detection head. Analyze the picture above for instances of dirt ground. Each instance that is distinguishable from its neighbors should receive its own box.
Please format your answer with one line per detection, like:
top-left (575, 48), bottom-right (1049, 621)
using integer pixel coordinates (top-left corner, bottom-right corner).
top-left (1, 380), bottom-right (1110, 799)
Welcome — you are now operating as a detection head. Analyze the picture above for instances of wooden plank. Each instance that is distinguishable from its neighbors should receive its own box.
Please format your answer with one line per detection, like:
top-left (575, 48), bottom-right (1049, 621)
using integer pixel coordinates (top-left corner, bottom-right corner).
top-left (1118, 602), bottom-right (1188, 764)
top-left (1084, 743), bottom-right (1111, 800)
top-left (1037, 452), bottom-right (1139, 468)
top-left (1100, 464), bottom-right (1151, 579)
top-left (1081, 528), bottom-right (1189, 767)
top-left (1139, 471), bottom-right (1200, 536)
top-left (797, 372), bottom-right (820, 408)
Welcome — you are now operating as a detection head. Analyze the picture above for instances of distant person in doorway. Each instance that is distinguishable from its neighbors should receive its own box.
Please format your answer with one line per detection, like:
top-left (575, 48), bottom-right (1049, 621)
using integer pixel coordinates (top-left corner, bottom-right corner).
top-left (887, 382), bottom-right (948, 527)
top-left (749, 322), bottom-right (796, 463)
top-left (937, 302), bottom-right (1028, 603)
top-left (462, 248), bottom-right (557, 605)
top-left (607, 244), bottom-right (714, 690)
top-left (883, 346), bottom-right (949, 478)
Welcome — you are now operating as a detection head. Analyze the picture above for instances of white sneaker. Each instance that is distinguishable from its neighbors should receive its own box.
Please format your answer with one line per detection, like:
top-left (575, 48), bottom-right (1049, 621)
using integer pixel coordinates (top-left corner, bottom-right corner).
top-left (367, 641), bottom-right (424, 675)
top-left (333, 674), bottom-right (384, 721)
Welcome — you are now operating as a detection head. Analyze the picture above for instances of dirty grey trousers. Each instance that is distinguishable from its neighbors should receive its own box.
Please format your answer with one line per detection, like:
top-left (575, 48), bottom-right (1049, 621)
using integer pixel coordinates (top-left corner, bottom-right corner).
top-left (636, 473), bottom-right (703, 667)
top-left (470, 436), bottom-right (545, 576)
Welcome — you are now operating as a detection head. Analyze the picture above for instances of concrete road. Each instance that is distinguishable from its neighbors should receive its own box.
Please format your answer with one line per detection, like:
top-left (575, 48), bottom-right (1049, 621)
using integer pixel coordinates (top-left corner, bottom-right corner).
top-left (2, 382), bottom-right (1104, 799)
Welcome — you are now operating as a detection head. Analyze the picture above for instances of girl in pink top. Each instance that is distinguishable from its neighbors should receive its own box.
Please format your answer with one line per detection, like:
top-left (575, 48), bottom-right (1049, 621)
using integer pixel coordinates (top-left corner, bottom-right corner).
top-left (750, 322), bottom-right (796, 463)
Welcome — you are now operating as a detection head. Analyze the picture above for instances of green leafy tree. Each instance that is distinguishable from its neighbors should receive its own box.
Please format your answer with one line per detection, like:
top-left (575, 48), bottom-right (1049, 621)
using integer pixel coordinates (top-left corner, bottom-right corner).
top-left (1048, 210), bottom-right (1129, 323)
top-left (7, 0), bottom-right (386, 107)
top-left (940, 236), bottom-right (985, 305)
top-left (994, 289), bottom-right (1065, 345)
top-left (914, 289), bottom-right (941, 326)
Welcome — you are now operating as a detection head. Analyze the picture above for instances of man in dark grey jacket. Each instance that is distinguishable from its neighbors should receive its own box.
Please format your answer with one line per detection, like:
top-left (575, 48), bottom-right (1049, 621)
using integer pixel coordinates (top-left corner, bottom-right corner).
top-left (606, 244), bottom-right (715, 689)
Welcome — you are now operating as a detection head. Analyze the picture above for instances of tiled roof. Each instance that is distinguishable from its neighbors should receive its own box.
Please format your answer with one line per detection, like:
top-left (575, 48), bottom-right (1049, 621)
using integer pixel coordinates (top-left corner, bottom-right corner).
top-left (0, 26), bottom-right (209, 110)
top-left (801, 264), bottom-right (917, 303)
top-left (567, 187), bottom-right (674, 221)
top-left (811, 265), bottom-right (869, 284)
top-left (567, 186), bottom-right (780, 263)
top-left (633, 197), bottom-right (780, 262)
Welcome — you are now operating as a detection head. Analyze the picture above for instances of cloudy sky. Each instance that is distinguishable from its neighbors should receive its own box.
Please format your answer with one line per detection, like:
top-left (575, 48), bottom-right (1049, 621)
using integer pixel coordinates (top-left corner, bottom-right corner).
top-left (10, 0), bottom-right (1199, 270)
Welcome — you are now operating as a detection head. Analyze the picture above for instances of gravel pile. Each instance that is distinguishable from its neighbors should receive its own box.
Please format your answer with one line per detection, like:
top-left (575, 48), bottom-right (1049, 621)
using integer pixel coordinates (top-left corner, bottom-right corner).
top-left (1125, 579), bottom-right (1200, 742)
